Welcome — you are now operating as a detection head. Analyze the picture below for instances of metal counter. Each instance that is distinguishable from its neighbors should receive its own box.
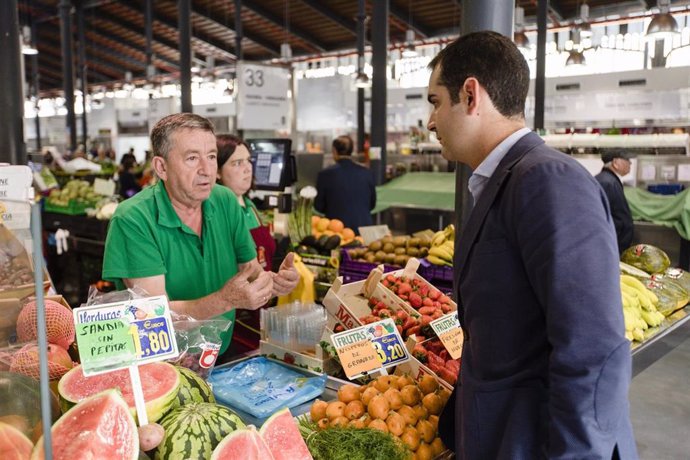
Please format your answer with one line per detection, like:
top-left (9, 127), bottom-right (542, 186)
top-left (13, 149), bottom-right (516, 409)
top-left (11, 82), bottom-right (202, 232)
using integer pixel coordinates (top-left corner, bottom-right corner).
top-left (631, 305), bottom-right (690, 378)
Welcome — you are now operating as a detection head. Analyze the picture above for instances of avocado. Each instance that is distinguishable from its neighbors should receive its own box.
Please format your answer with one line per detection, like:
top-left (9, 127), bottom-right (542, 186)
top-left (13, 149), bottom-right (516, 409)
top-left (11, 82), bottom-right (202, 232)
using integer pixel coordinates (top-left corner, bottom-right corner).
top-left (317, 234), bottom-right (330, 249)
top-left (324, 235), bottom-right (341, 251)
top-left (296, 245), bottom-right (310, 254)
top-left (301, 235), bottom-right (318, 247)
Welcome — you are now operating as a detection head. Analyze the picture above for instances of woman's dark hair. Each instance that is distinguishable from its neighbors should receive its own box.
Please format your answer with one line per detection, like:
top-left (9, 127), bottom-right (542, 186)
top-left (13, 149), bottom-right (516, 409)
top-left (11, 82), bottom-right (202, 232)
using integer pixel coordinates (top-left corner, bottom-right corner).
top-left (428, 31), bottom-right (529, 119)
top-left (216, 134), bottom-right (251, 169)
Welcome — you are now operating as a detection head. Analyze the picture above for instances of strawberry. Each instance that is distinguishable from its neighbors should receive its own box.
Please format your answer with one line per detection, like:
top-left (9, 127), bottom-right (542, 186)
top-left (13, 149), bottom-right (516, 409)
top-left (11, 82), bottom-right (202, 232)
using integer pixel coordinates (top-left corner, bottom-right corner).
top-left (409, 292), bottom-right (423, 308)
top-left (386, 274), bottom-right (397, 284)
top-left (441, 303), bottom-right (453, 313)
top-left (398, 283), bottom-right (413, 295)
top-left (423, 297), bottom-right (434, 307)
top-left (429, 290), bottom-right (441, 301)
top-left (439, 294), bottom-right (451, 304)
top-left (396, 324), bottom-right (403, 335)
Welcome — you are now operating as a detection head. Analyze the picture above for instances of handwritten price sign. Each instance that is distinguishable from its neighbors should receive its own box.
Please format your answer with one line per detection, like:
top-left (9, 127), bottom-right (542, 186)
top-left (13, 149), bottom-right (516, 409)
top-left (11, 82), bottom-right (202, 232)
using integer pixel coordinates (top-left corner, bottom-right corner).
top-left (74, 296), bottom-right (179, 376)
top-left (430, 311), bottom-right (463, 360)
top-left (331, 318), bottom-right (409, 380)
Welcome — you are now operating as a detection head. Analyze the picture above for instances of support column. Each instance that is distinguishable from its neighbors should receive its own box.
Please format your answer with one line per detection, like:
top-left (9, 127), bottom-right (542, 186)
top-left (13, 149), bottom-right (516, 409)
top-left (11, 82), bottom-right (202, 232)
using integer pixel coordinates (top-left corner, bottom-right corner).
top-left (31, 23), bottom-right (41, 151)
top-left (234, 0), bottom-right (243, 60)
top-left (370, 0), bottom-right (388, 185)
top-left (455, 0), bottom-right (513, 226)
top-left (179, 0), bottom-right (192, 113)
top-left (534, 0), bottom-right (547, 131)
top-left (356, 0), bottom-right (365, 153)
top-left (145, 0), bottom-right (155, 79)
top-left (76, 3), bottom-right (88, 147)
top-left (0, 0), bottom-right (26, 165)
top-left (59, 0), bottom-right (77, 151)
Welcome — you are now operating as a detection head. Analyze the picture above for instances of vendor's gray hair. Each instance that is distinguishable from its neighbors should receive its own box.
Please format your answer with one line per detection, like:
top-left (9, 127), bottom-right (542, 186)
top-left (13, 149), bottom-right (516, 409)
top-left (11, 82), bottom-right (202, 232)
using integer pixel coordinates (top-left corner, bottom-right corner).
top-left (150, 113), bottom-right (215, 159)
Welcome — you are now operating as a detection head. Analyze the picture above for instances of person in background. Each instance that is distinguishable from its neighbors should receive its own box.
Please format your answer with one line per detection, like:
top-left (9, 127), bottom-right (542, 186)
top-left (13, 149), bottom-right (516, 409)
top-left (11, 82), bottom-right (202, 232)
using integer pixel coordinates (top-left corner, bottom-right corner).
top-left (314, 135), bottom-right (376, 233)
top-left (427, 32), bottom-right (637, 459)
top-left (102, 113), bottom-right (299, 358)
top-left (118, 154), bottom-right (142, 199)
top-left (595, 150), bottom-right (634, 254)
top-left (216, 134), bottom-right (279, 353)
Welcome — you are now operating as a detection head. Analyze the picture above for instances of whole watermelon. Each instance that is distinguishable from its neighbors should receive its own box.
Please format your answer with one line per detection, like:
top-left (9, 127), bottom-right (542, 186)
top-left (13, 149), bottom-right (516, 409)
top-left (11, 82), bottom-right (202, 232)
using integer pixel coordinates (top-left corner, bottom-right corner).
top-left (174, 366), bottom-right (215, 406)
top-left (621, 244), bottom-right (671, 274)
top-left (155, 402), bottom-right (245, 460)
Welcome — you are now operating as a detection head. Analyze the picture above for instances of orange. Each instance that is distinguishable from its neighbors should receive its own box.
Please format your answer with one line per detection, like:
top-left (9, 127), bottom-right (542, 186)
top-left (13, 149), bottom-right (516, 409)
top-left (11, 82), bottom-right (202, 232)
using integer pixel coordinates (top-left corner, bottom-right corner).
top-left (311, 215), bottom-right (320, 227)
top-left (342, 228), bottom-right (355, 240)
top-left (328, 219), bottom-right (345, 233)
top-left (316, 217), bottom-right (330, 232)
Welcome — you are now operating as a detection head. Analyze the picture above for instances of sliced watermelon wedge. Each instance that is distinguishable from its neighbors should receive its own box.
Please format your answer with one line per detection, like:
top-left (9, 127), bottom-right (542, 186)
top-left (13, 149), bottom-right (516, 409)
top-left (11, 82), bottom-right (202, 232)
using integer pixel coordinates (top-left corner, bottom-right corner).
top-left (57, 362), bottom-right (179, 423)
top-left (31, 389), bottom-right (138, 460)
top-left (0, 421), bottom-right (33, 460)
top-left (211, 426), bottom-right (274, 460)
top-left (260, 408), bottom-right (312, 460)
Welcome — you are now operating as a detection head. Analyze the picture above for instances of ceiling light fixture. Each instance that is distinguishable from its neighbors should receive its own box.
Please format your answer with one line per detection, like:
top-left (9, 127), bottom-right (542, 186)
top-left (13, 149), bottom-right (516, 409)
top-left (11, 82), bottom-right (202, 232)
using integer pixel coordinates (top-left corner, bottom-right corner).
top-left (579, 3), bottom-right (593, 39)
top-left (281, 0), bottom-right (292, 61)
top-left (646, 0), bottom-right (679, 40)
top-left (402, 29), bottom-right (417, 58)
top-left (21, 26), bottom-right (38, 55)
top-left (354, 71), bottom-right (370, 89)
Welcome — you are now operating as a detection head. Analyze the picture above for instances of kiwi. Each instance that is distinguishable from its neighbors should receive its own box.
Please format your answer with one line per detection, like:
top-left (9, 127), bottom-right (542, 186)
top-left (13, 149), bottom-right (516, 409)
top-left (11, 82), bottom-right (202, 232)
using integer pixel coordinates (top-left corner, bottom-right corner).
top-left (393, 236), bottom-right (408, 247)
top-left (419, 247), bottom-right (429, 257)
top-left (419, 238), bottom-right (431, 248)
top-left (406, 247), bottom-right (420, 257)
top-left (369, 240), bottom-right (383, 251)
top-left (394, 255), bottom-right (407, 266)
top-left (365, 253), bottom-right (376, 263)
top-left (384, 253), bottom-right (396, 264)
top-left (374, 251), bottom-right (386, 262)
top-left (394, 247), bottom-right (407, 255)
top-left (381, 235), bottom-right (393, 245)
top-left (383, 243), bottom-right (396, 254)
top-left (407, 237), bottom-right (421, 248)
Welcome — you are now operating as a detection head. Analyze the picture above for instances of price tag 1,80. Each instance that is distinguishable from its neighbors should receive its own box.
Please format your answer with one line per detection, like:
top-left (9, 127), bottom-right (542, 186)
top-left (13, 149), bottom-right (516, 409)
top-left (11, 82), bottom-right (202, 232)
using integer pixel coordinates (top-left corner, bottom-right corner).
top-left (331, 318), bottom-right (409, 380)
top-left (74, 296), bottom-right (179, 376)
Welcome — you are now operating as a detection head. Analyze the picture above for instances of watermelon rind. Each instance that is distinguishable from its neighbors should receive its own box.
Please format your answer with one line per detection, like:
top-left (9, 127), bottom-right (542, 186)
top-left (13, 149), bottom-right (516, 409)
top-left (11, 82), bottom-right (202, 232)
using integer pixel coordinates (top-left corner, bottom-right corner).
top-left (260, 408), bottom-right (312, 460)
top-left (155, 403), bottom-right (246, 460)
top-left (174, 366), bottom-right (215, 407)
top-left (57, 362), bottom-right (180, 424)
top-left (30, 389), bottom-right (138, 460)
top-left (0, 421), bottom-right (34, 460)
top-left (619, 262), bottom-right (651, 279)
top-left (211, 426), bottom-right (274, 460)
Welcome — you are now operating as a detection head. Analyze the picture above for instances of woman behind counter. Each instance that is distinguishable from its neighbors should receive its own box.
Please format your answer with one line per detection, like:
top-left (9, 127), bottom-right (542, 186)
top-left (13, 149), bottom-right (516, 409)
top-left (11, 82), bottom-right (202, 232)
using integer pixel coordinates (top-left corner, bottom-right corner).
top-left (216, 134), bottom-right (277, 353)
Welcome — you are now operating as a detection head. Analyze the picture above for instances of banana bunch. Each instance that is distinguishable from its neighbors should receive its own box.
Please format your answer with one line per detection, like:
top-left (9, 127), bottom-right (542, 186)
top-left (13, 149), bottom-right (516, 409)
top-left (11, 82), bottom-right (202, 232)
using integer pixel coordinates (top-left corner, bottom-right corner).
top-left (620, 274), bottom-right (665, 342)
top-left (428, 224), bottom-right (455, 266)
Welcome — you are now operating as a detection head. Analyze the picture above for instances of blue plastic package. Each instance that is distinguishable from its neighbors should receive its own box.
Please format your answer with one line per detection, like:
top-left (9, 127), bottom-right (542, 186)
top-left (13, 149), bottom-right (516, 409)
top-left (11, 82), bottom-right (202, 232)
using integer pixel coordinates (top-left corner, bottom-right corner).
top-left (208, 357), bottom-right (327, 418)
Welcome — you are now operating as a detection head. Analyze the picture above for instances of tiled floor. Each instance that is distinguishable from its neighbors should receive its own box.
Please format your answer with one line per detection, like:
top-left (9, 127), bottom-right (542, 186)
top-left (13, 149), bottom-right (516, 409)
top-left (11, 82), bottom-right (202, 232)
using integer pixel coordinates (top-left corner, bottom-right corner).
top-left (629, 336), bottom-right (690, 459)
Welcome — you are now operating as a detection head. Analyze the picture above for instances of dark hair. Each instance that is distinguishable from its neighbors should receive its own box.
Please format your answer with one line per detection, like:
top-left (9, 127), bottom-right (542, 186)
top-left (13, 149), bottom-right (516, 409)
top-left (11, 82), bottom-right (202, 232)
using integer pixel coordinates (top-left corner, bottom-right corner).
top-left (150, 113), bottom-right (215, 159)
top-left (216, 134), bottom-right (251, 169)
top-left (428, 31), bottom-right (529, 118)
top-left (332, 135), bottom-right (354, 156)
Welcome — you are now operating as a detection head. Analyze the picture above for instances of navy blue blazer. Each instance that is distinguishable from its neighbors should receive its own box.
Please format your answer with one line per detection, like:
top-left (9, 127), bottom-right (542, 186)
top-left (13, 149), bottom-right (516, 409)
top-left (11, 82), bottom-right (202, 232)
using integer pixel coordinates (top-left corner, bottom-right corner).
top-left (314, 158), bottom-right (376, 232)
top-left (439, 132), bottom-right (637, 459)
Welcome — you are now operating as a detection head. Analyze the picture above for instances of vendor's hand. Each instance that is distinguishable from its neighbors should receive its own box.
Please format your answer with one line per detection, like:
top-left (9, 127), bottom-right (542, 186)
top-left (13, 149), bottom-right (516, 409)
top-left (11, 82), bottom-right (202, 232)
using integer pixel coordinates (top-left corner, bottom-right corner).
top-left (272, 252), bottom-right (300, 297)
top-left (220, 267), bottom-right (273, 311)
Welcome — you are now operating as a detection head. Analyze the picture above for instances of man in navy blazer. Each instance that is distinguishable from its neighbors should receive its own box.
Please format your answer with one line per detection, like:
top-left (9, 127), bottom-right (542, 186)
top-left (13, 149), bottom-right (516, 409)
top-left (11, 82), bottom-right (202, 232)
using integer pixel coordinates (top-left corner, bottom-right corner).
top-left (428, 32), bottom-right (637, 459)
top-left (315, 135), bottom-right (376, 232)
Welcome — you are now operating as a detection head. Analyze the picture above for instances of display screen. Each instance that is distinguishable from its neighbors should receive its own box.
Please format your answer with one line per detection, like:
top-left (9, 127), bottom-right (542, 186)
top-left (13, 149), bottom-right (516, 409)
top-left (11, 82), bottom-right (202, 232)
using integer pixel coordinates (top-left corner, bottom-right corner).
top-left (247, 139), bottom-right (292, 190)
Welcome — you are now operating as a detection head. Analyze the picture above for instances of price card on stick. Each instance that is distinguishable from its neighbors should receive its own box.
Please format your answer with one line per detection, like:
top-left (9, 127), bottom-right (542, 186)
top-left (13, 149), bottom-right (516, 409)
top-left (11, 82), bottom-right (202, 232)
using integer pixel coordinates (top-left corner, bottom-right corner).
top-left (430, 311), bottom-right (463, 360)
top-left (74, 295), bottom-right (179, 426)
top-left (331, 318), bottom-right (409, 380)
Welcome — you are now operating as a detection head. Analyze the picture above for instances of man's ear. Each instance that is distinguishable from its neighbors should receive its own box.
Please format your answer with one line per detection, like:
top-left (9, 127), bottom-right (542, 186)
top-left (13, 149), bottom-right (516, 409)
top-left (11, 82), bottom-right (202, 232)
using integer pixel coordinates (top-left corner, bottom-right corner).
top-left (151, 156), bottom-right (167, 181)
top-left (463, 78), bottom-right (481, 114)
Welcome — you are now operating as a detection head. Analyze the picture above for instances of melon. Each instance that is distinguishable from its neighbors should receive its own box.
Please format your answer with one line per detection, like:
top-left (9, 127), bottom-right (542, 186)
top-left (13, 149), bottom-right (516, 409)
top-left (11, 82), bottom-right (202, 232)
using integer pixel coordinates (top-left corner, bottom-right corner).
top-left (644, 277), bottom-right (690, 316)
top-left (57, 362), bottom-right (179, 424)
top-left (0, 421), bottom-right (33, 460)
top-left (174, 365), bottom-right (215, 407)
top-left (31, 389), bottom-right (138, 460)
top-left (260, 408), bottom-right (313, 460)
top-left (211, 426), bottom-right (274, 460)
top-left (0, 372), bottom-right (61, 439)
top-left (155, 402), bottom-right (246, 460)
top-left (10, 343), bottom-right (73, 381)
top-left (16, 300), bottom-right (75, 350)
top-left (621, 244), bottom-right (671, 275)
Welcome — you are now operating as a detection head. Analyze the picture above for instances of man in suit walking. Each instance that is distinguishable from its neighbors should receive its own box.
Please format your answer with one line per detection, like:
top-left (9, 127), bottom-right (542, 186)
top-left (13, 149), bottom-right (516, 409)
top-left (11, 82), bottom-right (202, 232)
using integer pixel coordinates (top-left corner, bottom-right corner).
top-left (428, 32), bottom-right (637, 459)
top-left (315, 135), bottom-right (376, 232)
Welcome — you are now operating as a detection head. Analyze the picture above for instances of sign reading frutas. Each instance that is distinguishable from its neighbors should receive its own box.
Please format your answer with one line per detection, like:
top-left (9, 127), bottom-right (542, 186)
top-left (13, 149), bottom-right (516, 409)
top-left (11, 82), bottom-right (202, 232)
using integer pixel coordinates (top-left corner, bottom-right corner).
top-left (430, 311), bottom-right (463, 360)
top-left (74, 296), bottom-right (179, 376)
top-left (331, 318), bottom-right (409, 379)
top-left (236, 61), bottom-right (290, 130)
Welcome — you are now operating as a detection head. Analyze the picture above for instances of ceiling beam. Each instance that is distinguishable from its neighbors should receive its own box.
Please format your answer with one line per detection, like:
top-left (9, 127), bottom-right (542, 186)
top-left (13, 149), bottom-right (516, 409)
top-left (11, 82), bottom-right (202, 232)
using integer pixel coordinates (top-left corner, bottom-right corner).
top-left (37, 49), bottom-right (114, 84)
top-left (241, 0), bottom-right (327, 52)
top-left (117, 0), bottom-right (237, 63)
top-left (389, 3), bottom-right (432, 38)
top-left (548, 1), bottom-right (565, 22)
top-left (181, 2), bottom-right (280, 56)
top-left (299, 0), bottom-right (357, 36)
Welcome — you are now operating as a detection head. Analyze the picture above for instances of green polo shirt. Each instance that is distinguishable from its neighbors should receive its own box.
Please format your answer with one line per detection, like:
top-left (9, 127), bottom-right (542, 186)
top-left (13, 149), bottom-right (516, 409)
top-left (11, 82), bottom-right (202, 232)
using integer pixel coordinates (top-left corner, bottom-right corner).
top-left (241, 196), bottom-right (260, 230)
top-left (102, 181), bottom-right (257, 354)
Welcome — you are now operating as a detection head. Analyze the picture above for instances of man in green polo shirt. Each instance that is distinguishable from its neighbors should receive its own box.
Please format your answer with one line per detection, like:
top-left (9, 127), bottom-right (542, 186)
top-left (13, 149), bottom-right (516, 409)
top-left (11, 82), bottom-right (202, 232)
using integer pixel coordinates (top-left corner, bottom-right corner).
top-left (102, 113), bottom-right (300, 355)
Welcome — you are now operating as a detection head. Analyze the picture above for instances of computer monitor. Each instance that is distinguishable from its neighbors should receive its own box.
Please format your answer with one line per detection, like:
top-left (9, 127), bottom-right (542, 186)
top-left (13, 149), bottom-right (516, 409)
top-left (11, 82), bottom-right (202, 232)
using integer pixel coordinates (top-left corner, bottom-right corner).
top-left (246, 139), bottom-right (294, 191)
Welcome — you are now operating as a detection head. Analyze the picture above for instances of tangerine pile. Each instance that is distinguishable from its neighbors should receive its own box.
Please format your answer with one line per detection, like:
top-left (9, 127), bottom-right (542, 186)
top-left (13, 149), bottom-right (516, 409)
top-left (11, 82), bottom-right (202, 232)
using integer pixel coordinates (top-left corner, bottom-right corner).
top-left (311, 217), bottom-right (359, 245)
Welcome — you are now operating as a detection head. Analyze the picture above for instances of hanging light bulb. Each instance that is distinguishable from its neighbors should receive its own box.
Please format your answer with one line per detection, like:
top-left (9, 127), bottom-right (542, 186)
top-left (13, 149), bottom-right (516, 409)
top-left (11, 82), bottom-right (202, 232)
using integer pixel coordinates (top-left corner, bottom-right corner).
top-left (21, 26), bottom-right (38, 55)
top-left (402, 29), bottom-right (417, 58)
top-left (280, 42), bottom-right (292, 59)
top-left (579, 3), bottom-right (593, 39)
top-left (646, 0), bottom-right (680, 41)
